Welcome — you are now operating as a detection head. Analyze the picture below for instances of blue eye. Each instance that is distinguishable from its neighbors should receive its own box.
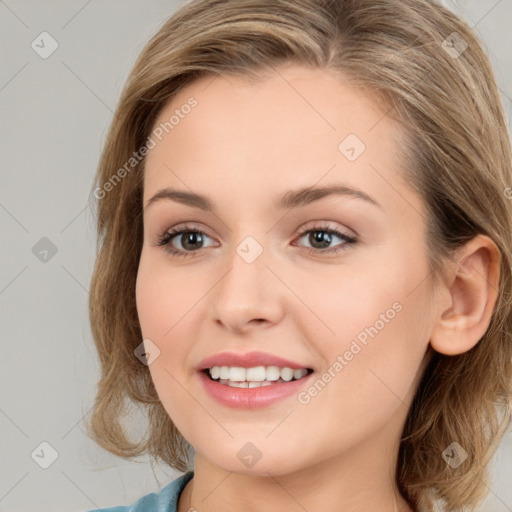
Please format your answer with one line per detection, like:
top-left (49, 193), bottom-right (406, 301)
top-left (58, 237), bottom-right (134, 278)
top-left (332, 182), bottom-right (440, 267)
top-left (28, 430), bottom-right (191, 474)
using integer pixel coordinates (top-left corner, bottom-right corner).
top-left (154, 222), bottom-right (357, 259)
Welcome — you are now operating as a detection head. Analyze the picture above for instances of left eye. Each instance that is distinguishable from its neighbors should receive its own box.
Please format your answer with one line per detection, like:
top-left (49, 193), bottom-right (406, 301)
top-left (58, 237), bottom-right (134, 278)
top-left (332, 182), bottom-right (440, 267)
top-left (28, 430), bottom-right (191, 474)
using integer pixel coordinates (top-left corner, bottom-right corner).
top-left (294, 226), bottom-right (357, 253)
top-left (154, 223), bottom-right (357, 258)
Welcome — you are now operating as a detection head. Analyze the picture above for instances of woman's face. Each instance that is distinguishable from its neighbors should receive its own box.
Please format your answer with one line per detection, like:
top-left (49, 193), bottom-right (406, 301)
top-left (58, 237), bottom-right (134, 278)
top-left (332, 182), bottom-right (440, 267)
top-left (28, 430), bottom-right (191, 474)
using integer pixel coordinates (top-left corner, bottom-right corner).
top-left (136, 64), bottom-right (438, 477)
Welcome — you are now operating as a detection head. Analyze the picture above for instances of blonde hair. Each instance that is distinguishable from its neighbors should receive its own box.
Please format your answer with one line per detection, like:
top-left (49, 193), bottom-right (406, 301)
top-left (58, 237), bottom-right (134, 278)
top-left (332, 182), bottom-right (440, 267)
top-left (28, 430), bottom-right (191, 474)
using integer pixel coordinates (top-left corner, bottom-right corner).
top-left (86, 0), bottom-right (512, 510)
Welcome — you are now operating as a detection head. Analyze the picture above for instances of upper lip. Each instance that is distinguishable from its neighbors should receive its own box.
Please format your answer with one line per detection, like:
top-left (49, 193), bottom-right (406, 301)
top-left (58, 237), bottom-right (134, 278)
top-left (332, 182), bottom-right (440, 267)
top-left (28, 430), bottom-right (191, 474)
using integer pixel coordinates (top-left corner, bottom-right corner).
top-left (197, 351), bottom-right (312, 371)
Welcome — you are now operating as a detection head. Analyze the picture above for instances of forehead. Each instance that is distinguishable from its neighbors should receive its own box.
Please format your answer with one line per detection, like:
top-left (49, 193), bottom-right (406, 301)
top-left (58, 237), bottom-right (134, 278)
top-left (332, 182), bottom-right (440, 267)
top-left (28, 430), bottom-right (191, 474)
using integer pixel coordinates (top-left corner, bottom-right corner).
top-left (142, 64), bottom-right (422, 220)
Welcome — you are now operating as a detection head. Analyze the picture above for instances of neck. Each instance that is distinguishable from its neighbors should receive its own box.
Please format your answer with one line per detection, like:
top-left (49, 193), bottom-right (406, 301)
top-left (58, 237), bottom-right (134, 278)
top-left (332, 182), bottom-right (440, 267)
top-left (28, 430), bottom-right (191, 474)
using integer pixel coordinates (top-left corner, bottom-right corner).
top-left (177, 426), bottom-right (415, 512)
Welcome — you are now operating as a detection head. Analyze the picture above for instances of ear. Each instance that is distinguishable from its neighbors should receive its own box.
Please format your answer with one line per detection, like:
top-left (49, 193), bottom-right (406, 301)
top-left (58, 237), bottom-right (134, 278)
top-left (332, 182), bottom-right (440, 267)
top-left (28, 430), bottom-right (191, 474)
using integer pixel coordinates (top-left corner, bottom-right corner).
top-left (430, 234), bottom-right (501, 356)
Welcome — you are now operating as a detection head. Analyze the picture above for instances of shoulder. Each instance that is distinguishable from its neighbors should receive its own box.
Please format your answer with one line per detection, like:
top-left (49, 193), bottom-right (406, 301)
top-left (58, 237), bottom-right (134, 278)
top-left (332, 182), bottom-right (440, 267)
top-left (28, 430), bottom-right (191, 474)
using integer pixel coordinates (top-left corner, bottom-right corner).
top-left (83, 471), bottom-right (194, 512)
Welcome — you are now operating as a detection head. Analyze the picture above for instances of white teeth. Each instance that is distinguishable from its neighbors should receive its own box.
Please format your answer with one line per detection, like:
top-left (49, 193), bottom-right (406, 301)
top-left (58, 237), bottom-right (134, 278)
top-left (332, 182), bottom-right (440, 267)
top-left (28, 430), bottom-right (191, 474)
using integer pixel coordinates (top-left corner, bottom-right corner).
top-left (228, 381), bottom-right (249, 388)
top-left (219, 366), bottom-right (231, 379)
top-left (293, 368), bottom-right (308, 379)
top-left (227, 380), bottom-right (273, 388)
top-left (280, 367), bottom-right (294, 381)
top-left (208, 365), bottom-right (310, 383)
top-left (229, 367), bottom-right (246, 381)
top-left (248, 381), bottom-right (272, 387)
top-left (245, 366), bottom-right (266, 381)
top-left (266, 366), bottom-right (281, 381)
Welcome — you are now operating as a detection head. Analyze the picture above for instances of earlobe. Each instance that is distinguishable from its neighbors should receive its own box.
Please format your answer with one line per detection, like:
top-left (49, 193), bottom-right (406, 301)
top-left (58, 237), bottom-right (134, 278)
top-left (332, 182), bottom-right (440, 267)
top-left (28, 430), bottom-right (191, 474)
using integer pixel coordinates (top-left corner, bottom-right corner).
top-left (430, 235), bottom-right (500, 356)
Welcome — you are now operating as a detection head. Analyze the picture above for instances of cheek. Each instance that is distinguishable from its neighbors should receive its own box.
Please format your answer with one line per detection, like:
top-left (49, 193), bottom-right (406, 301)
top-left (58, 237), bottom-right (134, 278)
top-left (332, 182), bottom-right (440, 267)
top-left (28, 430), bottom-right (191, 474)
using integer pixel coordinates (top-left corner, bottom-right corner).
top-left (135, 254), bottom-right (200, 340)
top-left (291, 281), bottom-right (431, 461)
top-left (300, 247), bottom-right (432, 399)
top-left (135, 259), bottom-right (195, 427)
top-left (293, 257), bottom-right (407, 350)
top-left (135, 253), bottom-right (208, 392)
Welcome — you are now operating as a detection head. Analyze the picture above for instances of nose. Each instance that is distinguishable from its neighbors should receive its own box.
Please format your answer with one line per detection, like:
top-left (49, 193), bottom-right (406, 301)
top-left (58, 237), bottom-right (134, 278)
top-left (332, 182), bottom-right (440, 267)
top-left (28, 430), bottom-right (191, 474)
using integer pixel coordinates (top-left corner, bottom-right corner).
top-left (210, 238), bottom-right (285, 334)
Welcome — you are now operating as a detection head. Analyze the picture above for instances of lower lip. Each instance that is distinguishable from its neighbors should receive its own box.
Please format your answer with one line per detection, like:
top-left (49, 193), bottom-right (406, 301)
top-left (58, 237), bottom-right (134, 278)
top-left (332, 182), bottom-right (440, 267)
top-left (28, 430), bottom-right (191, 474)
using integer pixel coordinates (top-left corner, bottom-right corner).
top-left (198, 370), bottom-right (314, 409)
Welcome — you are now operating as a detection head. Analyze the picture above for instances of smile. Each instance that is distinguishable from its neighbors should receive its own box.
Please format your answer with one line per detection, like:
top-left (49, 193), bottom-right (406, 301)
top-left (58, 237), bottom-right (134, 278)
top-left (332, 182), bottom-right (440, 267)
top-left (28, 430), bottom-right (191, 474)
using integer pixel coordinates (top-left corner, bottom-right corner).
top-left (199, 366), bottom-right (315, 409)
top-left (206, 365), bottom-right (311, 387)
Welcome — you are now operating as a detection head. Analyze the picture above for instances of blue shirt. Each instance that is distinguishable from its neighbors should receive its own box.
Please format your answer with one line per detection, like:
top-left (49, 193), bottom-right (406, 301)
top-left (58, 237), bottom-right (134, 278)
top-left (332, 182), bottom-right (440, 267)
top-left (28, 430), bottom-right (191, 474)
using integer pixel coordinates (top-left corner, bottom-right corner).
top-left (85, 471), bottom-right (194, 512)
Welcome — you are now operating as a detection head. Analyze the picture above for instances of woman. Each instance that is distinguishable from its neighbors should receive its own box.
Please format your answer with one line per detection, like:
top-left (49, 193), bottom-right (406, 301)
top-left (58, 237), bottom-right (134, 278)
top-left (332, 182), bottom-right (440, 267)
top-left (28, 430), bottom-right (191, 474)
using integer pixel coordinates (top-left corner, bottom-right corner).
top-left (85, 0), bottom-right (512, 510)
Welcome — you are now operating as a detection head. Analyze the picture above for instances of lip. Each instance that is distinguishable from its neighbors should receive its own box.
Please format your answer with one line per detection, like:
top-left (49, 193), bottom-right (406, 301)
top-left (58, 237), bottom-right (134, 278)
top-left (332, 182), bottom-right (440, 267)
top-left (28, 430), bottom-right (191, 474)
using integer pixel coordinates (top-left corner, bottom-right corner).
top-left (196, 351), bottom-right (314, 410)
top-left (198, 369), bottom-right (314, 410)
top-left (196, 351), bottom-right (312, 371)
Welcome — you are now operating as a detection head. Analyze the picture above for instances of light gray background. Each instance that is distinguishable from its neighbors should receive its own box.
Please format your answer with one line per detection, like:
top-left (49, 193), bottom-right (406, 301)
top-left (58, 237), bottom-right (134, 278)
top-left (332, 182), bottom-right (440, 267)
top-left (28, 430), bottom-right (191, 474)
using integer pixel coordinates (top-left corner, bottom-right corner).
top-left (1, 1), bottom-right (511, 511)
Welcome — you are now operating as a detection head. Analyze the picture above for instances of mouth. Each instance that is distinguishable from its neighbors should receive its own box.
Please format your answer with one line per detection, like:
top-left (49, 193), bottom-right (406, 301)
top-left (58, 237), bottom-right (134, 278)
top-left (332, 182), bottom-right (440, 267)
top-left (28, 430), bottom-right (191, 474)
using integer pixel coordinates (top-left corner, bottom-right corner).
top-left (202, 365), bottom-right (314, 388)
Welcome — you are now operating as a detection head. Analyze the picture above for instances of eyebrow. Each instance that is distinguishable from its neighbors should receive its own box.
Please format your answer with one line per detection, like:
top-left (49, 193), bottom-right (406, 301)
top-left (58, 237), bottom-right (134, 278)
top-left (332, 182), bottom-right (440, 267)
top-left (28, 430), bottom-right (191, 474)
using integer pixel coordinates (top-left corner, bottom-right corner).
top-left (143, 185), bottom-right (382, 212)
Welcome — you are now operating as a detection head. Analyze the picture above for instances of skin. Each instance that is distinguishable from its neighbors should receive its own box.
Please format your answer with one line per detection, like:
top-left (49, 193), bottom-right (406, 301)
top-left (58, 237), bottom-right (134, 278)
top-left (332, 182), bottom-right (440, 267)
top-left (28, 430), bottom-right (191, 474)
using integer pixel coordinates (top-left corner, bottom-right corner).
top-left (135, 63), bottom-right (500, 512)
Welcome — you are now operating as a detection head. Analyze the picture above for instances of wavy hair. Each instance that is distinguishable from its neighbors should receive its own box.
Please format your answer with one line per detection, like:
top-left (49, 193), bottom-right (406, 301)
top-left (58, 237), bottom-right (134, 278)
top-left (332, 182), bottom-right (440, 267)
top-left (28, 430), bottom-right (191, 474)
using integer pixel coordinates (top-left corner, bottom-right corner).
top-left (85, 1), bottom-right (512, 510)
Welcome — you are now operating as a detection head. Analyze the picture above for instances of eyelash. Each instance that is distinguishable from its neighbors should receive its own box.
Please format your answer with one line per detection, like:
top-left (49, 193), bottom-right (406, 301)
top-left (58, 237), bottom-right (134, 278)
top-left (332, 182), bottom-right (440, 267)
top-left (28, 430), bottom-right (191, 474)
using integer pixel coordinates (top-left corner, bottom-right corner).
top-left (153, 222), bottom-right (357, 259)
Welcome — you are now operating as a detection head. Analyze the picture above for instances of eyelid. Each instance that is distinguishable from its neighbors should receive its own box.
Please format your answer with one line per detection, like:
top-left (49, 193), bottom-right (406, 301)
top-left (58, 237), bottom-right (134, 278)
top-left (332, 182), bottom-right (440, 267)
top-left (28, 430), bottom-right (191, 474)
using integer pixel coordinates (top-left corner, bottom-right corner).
top-left (294, 219), bottom-right (356, 238)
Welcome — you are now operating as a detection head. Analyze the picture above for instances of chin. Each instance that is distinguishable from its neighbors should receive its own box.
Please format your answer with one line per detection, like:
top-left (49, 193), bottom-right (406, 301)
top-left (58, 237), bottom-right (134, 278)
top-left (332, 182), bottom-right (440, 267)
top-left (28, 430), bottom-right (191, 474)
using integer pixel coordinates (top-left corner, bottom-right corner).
top-left (198, 443), bottom-right (309, 478)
